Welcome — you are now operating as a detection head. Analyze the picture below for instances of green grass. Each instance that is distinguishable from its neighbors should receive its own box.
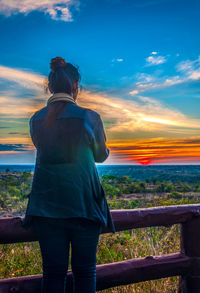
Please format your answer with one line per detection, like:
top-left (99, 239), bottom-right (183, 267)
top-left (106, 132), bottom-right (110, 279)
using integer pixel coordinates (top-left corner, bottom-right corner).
top-left (1, 172), bottom-right (200, 292)
top-left (0, 224), bottom-right (180, 292)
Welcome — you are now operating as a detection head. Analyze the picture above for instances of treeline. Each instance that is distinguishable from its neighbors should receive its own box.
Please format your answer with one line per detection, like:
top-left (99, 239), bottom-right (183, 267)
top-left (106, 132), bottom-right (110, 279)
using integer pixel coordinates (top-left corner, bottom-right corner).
top-left (101, 174), bottom-right (200, 199)
top-left (1, 171), bottom-right (200, 212)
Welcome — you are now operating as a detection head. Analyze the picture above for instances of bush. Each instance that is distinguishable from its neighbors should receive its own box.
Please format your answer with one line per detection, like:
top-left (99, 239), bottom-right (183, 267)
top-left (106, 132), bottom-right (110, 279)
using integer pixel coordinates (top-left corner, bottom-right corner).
top-left (169, 191), bottom-right (182, 199)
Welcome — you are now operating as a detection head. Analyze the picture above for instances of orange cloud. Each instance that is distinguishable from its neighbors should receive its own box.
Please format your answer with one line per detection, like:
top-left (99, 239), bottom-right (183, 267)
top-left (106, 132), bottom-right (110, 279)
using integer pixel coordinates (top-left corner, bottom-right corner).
top-left (0, 137), bottom-right (32, 144)
top-left (106, 137), bottom-right (200, 165)
top-left (1, 136), bottom-right (200, 165)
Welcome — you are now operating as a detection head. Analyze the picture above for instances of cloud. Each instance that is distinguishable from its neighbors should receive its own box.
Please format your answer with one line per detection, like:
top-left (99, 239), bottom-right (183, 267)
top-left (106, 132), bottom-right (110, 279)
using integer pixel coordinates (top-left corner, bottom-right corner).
top-left (1, 64), bottom-right (200, 144)
top-left (0, 119), bottom-right (28, 124)
top-left (0, 137), bottom-right (32, 144)
top-left (1, 64), bottom-right (200, 165)
top-left (0, 95), bottom-right (42, 118)
top-left (2, 136), bottom-right (200, 165)
top-left (0, 144), bottom-right (31, 152)
top-left (0, 65), bottom-right (45, 91)
top-left (77, 90), bottom-right (200, 137)
top-left (129, 90), bottom-right (139, 95)
top-left (130, 55), bottom-right (200, 95)
top-left (176, 57), bottom-right (200, 80)
top-left (106, 136), bottom-right (200, 164)
top-left (8, 132), bottom-right (28, 135)
top-left (0, 65), bottom-right (48, 118)
top-left (112, 58), bottom-right (124, 63)
top-left (0, 0), bottom-right (79, 21)
top-left (146, 55), bottom-right (167, 65)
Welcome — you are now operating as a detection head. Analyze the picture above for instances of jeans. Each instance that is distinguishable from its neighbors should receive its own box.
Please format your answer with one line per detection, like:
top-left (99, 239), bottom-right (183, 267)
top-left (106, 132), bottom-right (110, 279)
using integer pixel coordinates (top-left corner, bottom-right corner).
top-left (32, 216), bottom-right (102, 293)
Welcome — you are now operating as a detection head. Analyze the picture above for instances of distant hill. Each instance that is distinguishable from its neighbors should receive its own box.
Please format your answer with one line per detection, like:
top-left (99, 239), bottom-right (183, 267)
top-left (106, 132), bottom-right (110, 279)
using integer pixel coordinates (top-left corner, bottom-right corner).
top-left (1, 164), bottom-right (200, 183)
top-left (97, 165), bottom-right (200, 183)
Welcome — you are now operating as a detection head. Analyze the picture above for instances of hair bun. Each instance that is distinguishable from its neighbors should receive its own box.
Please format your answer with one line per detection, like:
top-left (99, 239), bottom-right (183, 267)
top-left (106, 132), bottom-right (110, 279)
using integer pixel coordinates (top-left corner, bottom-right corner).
top-left (50, 57), bottom-right (67, 72)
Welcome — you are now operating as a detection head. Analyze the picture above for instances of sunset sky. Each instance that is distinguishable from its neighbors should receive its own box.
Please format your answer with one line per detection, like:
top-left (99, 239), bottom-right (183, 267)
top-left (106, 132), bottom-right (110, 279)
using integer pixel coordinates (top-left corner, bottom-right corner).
top-left (0, 0), bottom-right (200, 165)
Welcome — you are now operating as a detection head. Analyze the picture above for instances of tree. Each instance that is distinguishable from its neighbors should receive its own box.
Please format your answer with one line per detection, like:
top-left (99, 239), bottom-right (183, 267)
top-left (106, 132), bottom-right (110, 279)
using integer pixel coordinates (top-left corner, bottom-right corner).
top-left (165, 184), bottom-right (173, 193)
top-left (152, 178), bottom-right (157, 185)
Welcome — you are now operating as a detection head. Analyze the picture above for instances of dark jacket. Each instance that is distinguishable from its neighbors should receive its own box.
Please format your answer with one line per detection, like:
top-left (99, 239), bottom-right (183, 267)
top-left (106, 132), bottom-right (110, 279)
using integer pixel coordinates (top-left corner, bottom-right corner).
top-left (21, 100), bottom-right (115, 233)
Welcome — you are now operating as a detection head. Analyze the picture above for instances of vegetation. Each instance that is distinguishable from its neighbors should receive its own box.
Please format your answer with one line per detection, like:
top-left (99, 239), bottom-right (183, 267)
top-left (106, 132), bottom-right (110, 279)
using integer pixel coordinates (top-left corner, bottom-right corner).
top-left (0, 171), bottom-right (32, 216)
top-left (1, 171), bottom-right (200, 292)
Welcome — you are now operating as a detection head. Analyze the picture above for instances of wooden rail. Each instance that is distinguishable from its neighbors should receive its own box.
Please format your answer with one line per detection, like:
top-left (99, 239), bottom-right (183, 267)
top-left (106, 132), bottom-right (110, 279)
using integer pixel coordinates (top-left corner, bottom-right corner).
top-left (1, 204), bottom-right (200, 292)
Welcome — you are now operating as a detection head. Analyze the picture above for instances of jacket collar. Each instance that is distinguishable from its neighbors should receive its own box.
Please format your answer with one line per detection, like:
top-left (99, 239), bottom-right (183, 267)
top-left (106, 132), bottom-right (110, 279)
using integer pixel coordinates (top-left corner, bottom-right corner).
top-left (47, 92), bottom-right (76, 105)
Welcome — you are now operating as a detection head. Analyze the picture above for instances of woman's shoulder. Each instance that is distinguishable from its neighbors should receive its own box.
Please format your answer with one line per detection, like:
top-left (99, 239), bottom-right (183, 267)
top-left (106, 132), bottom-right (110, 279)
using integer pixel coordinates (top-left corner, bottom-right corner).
top-left (30, 106), bottom-right (48, 121)
top-left (81, 107), bottom-right (101, 127)
top-left (76, 105), bottom-right (100, 120)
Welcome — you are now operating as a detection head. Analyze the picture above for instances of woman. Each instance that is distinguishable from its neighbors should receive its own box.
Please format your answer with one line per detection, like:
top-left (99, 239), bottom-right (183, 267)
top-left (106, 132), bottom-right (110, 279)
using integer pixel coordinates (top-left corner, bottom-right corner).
top-left (21, 57), bottom-right (115, 293)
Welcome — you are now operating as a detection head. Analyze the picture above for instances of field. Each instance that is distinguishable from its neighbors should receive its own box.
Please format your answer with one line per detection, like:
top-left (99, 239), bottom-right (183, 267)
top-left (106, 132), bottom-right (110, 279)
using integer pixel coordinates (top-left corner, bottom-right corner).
top-left (1, 170), bottom-right (200, 292)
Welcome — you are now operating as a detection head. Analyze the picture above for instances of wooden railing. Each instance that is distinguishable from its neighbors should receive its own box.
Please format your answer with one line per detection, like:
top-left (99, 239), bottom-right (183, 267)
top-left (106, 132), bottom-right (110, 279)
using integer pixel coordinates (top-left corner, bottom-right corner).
top-left (1, 204), bottom-right (200, 292)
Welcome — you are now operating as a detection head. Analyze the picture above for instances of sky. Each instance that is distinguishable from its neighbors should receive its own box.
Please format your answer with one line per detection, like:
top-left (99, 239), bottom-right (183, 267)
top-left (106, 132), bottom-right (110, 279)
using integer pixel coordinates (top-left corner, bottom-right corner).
top-left (0, 0), bottom-right (200, 165)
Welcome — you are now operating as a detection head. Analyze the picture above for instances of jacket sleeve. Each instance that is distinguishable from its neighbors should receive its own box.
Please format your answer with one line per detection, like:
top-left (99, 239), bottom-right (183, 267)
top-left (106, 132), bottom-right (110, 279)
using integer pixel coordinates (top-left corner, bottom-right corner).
top-left (29, 113), bottom-right (38, 148)
top-left (91, 114), bottom-right (110, 163)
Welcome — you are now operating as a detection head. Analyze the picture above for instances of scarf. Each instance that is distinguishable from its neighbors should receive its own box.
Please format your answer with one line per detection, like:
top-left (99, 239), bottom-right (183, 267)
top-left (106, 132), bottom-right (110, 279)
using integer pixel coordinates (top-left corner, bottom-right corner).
top-left (47, 92), bottom-right (76, 105)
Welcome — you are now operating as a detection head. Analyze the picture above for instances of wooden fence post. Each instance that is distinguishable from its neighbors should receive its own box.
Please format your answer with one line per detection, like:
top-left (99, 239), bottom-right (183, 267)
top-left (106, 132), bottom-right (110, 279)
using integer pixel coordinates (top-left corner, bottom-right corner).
top-left (179, 216), bottom-right (200, 293)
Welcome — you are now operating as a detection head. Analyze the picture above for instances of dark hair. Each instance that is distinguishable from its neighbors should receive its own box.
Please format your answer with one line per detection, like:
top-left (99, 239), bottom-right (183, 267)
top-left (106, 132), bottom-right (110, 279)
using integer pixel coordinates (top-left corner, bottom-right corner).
top-left (44, 57), bottom-right (80, 127)
top-left (44, 101), bottom-right (67, 127)
top-left (48, 57), bottom-right (80, 94)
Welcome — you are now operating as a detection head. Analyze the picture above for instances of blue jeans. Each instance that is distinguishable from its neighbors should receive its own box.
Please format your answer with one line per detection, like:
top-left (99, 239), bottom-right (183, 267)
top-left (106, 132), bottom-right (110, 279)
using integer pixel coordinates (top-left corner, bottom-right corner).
top-left (32, 216), bottom-right (102, 293)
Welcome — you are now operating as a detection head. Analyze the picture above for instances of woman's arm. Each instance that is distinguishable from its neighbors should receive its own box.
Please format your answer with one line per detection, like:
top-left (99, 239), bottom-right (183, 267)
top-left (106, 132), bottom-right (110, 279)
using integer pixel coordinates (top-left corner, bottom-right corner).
top-left (29, 111), bottom-right (40, 149)
top-left (91, 114), bottom-right (110, 163)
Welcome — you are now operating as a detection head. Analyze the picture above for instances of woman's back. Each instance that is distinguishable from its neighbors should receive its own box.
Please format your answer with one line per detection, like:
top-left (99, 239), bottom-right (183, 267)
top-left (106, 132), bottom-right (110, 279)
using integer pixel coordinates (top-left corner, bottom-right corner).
top-left (23, 99), bottom-right (115, 233)
top-left (32, 103), bottom-right (85, 164)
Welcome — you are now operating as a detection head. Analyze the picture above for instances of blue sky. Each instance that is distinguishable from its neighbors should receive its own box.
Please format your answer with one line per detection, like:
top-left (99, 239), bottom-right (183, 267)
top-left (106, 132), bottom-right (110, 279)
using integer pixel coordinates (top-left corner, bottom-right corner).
top-left (0, 0), bottom-right (200, 165)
